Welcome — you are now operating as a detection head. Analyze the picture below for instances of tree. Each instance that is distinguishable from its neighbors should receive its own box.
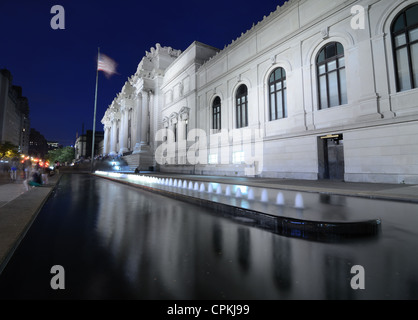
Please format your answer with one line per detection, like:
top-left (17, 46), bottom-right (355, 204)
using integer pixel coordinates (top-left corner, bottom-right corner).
top-left (46, 146), bottom-right (74, 164)
top-left (0, 141), bottom-right (19, 160)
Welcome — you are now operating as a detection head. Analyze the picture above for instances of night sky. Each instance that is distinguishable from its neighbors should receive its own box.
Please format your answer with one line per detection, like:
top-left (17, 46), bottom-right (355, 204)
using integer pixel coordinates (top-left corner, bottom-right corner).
top-left (1, 0), bottom-right (287, 147)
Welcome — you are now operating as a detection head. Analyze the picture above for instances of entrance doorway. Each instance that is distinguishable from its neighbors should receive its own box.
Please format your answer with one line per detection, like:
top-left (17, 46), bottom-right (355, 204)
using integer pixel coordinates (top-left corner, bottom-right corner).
top-left (318, 134), bottom-right (344, 180)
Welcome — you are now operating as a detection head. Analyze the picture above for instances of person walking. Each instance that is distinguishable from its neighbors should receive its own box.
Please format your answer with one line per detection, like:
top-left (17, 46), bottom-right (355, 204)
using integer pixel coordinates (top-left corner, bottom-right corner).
top-left (10, 161), bottom-right (17, 181)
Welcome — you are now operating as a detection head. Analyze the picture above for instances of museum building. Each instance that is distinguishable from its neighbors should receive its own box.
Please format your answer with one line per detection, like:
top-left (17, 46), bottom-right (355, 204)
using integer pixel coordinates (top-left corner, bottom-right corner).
top-left (101, 0), bottom-right (418, 184)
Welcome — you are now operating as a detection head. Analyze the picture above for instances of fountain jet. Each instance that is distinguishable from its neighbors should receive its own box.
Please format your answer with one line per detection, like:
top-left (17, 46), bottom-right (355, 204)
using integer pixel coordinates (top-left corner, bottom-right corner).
top-left (294, 193), bottom-right (304, 209)
top-left (216, 185), bottom-right (222, 194)
top-left (236, 188), bottom-right (242, 198)
top-left (276, 192), bottom-right (285, 206)
top-left (225, 186), bottom-right (231, 196)
top-left (247, 188), bottom-right (255, 200)
top-left (261, 189), bottom-right (268, 202)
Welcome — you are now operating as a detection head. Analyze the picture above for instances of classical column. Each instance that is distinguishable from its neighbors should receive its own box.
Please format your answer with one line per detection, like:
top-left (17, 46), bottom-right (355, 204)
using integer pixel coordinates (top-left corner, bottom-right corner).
top-left (148, 93), bottom-right (154, 145)
top-left (115, 120), bottom-right (120, 152)
top-left (109, 120), bottom-right (117, 155)
top-left (141, 90), bottom-right (150, 145)
top-left (169, 113), bottom-right (178, 144)
top-left (127, 108), bottom-right (132, 150)
top-left (119, 107), bottom-right (129, 154)
top-left (103, 125), bottom-right (110, 155)
top-left (132, 93), bottom-right (143, 154)
top-left (179, 107), bottom-right (190, 141)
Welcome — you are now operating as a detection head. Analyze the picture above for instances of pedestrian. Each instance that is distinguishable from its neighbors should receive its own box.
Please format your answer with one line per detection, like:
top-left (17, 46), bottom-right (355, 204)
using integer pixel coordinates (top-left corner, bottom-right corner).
top-left (41, 167), bottom-right (49, 185)
top-left (10, 161), bottom-right (17, 181)
top-left (55, 161), bottom-right (60, 175)
top-left (28, 168), bottom-right (42, 187)
top-left (24, 163), bottom-right (29, 179)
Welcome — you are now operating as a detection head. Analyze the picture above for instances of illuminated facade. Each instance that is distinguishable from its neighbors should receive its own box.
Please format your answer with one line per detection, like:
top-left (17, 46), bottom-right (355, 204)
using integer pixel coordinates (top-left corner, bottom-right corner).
top-left (102, 0), bottom-right (418, 184)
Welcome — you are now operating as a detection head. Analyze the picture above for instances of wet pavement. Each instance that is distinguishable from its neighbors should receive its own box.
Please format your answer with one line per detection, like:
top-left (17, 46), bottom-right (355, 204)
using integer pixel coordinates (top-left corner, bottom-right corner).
top-left (0, 173), bottom-right (417, 299)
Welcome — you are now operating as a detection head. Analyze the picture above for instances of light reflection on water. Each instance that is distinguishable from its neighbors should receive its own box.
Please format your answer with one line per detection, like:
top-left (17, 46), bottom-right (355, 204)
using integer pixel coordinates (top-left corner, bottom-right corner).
top-left (0, 174), bottom-right (417, 299)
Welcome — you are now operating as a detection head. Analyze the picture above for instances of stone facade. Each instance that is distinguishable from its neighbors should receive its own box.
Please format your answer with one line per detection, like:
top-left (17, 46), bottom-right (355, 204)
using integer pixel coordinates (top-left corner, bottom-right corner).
top-left (74, 130), bottom-right (104, 160)
top-left (102, 0), bottom-right (418, 184)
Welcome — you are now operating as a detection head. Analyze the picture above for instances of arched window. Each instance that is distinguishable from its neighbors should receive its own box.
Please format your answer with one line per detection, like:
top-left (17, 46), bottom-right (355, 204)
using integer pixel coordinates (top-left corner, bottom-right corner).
top-left (268, 67), bottom-right (287, 120)
top-left (236, 85), bottom-right (248, 128)
top-left (317, 42), bottom-right (347, 109)
top-left (392, 4), bottom-right (418, 92)
top-left (212, 96), bottom-right (221, 130)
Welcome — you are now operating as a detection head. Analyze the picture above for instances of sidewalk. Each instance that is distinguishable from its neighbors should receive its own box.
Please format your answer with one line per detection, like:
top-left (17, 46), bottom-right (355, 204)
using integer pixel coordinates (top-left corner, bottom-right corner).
top-left (0, 173), bottom-right (61, 274)
top-left (132, 172), bottom-right (418, 203)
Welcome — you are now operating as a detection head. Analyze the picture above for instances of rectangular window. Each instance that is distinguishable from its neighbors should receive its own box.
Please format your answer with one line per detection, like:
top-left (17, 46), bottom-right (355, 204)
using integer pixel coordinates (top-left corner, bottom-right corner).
top-left (277, 90), bottom-right (283, 119)
top-left (319, 75), bottom-right (328, 109)
top-left (283, 88), bottom-right (288, 118)
top-left (327, 60), bottom-right (337, 71)
top-left (213, 103), bottom-right (221, 131)
top-left (244, 102), bottom-right (248, 127)
top-left (236, 106), bottom-right (241, 128)
top-left (270, 93), bottom-right (276, 120)
top-left (395, 34), bottom-right (407, 47)
top-left (409, 28), bottom-right (418, 42)
top-left (396, 47), bottom-right (412, 91)
top-left (411, 43), bottom-right (418, 88)
top-left (339, 68), bottom-right (347, 105)
top-left (328, 71), bottom-right (339, 107)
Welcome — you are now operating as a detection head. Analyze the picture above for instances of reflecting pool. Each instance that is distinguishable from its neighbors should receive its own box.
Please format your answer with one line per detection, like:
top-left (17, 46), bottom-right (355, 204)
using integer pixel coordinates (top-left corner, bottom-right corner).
top-left (0, 174), bottom-right (417, 299)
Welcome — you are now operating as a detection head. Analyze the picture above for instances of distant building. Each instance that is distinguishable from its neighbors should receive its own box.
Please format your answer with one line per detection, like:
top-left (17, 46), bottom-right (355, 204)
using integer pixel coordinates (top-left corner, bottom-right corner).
top-left (29, 128), bottom-right (48, 158)
top-left (47, 141), bottom-right (62, 150)
top-left (0, 69), bottom-right (30, 154)
top-left (97, 139), bottom-right (104, 156)
top-left (74, 130), bottom-right (104, 160)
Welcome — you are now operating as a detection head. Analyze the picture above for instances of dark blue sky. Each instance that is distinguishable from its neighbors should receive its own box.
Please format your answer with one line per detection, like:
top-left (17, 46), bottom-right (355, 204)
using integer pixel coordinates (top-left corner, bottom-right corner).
top-left (1, 0), bottom-right (286, 146)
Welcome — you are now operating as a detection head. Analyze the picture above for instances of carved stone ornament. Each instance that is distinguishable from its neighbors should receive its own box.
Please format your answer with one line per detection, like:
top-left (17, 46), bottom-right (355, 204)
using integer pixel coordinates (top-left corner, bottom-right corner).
top-left (179, 107), bottom-right (190, 121)
top-left (169, 112), bottom-right (178, 125)
top-left (162, 116), bottom-right (169, 128)
top-left (321, 27), bottom-right (329, 39)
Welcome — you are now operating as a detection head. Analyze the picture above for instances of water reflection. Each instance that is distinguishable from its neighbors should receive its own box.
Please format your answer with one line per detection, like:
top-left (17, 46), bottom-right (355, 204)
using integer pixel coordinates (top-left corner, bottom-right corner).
top-left (212, 222), bottom-right (223, 257)
top-left (272, 236), bottom-right (292, 292)
top-left (0, 174), bottom-right (417, 299)
top-left (237, 228), bottom-right (250, 273)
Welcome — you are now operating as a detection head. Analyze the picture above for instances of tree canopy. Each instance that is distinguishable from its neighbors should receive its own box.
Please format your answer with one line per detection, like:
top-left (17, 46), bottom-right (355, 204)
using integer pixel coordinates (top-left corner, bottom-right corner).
top-left (0, 141), bottom-right (19, 160)
top-left (46, 146), bottom-right (74, 164)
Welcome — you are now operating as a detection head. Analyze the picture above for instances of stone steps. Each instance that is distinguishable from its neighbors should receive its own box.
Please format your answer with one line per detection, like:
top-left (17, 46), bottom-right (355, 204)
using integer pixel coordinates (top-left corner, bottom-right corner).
top-left (123, 154), bottom-right (140, 172)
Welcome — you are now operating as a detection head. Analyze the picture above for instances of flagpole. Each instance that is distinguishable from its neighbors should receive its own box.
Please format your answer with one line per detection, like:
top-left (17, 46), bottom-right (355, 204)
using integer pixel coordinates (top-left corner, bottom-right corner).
top-left (91, 47), bottom-right (100, 172)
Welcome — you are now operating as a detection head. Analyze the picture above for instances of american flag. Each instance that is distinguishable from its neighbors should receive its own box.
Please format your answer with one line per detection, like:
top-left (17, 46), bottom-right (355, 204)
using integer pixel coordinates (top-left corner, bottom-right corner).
top-left (98, 53), bottom-right (117, 78)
